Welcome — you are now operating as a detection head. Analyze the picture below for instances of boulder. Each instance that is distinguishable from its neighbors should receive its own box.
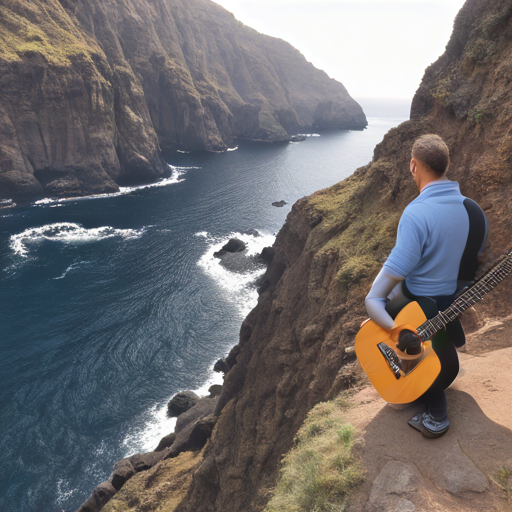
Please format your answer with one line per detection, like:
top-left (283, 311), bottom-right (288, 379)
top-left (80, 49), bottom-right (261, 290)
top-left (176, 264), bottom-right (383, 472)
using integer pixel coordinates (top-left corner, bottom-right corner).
top-left (167, 390), bottom-right (200, 417)
top-left (243, 229), bottom-right (261, 237)
top-left (214, 346), bottom-right (241, 374)
top-left (129, 450), bottom-right (168, 473)
top-left (213, 358), bottom-right (231, 374)
top-left (75, 481), bottom-right (117, 512)
top-left (208, 384), bottom-right (223, 398)
top-left (108, 458), bottom-right (135, 491)
top-left (154, 432), bottom-right (176, 452)
top-left (272, 200), bottom-right (287, 207)
top-left (213, 238), bottom-right (246, 258)
top-left (431, 442), bottom-right (488, 495)
top-left (366, 460), bottom-right (423, 512)
top-left (167, 398), bottom-right (218, 457)
top-left (258, 246), bottom-right (276, 265)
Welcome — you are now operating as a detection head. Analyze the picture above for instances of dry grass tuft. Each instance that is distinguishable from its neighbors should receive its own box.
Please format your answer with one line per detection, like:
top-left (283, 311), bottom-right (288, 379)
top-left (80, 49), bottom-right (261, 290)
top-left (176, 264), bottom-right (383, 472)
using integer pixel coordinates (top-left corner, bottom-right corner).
top-left (265, 394), bottom-right (364, 512)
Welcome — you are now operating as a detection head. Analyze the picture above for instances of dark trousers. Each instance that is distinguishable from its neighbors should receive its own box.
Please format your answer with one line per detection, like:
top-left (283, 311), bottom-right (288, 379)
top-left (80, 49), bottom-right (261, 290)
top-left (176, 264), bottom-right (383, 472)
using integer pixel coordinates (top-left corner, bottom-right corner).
top-left (386, 287), bottom-right (464, 420)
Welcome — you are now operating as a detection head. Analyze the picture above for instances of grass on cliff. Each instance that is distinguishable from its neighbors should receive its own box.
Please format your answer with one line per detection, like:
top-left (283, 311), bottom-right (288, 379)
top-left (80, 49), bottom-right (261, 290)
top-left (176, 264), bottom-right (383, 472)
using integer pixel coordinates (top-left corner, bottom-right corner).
top-left (0, 2), bottom-right (99, 65)
top-left (495, 465), bottom-right (512, 498)
top-left (265, 394), bottom-right (364, 512)
top-left (102, 450), bottom-right (203, 512)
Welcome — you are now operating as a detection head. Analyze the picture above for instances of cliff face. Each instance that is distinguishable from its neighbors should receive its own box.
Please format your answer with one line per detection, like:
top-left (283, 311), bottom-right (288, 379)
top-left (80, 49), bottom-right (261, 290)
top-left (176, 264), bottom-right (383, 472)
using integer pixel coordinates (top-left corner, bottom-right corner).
top-left (173, 0), bottom-right (512, 510)
top-left (0, 0), bottom-right (366, 200)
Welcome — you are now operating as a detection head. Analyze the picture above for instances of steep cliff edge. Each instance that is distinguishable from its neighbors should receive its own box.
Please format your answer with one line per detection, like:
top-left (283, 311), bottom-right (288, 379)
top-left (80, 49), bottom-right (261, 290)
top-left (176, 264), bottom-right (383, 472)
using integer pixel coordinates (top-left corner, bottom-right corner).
top-left (0, 0), bottom-right (366, 200)
top-left (171, 0), bottom-right (512, 510)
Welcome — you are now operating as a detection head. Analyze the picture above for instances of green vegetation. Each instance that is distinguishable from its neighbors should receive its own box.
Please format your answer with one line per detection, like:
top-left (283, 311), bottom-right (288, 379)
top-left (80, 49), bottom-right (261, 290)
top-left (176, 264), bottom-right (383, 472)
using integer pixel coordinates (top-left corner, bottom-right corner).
top-left (336, 255), bottom-right (381, 288)
top-left (468, 107), bottom-right (486, 124)
top-left (103, 450), bottom-right (204, 512)
top-left (265, 394), bottom-right (364, 512)
top-left (308, 166), bottom-right (400, 292)
top-left (431, 77), bottom-right (453, 107)
top-left (495, 465), bottom-right (512, 496)
top-left (0, 2), bottom-right (99, 65)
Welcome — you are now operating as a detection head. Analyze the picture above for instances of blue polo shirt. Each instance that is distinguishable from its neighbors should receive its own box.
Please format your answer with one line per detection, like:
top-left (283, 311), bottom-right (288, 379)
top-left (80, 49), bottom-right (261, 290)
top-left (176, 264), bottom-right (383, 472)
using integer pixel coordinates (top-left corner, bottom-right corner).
top-left (383, 180), bottom-right (470, 297)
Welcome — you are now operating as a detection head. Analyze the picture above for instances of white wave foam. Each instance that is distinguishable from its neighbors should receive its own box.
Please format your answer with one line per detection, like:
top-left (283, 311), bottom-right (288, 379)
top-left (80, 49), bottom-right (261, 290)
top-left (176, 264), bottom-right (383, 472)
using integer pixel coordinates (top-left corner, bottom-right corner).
top-left (33, 166), bottom-right (196, 206)
top-left (10, 223), bottom-right (145, 258)
top-left (196, 229), bottom-right (276, 317)
top-left (121, 230), bottom-right (274, 458)
top-left (227, 146), bottom-right (238, 152)
top-left (53, 261), bottom-right (90, 280)
top-left (55, 478), bottom-right (79, 505)
top-left (121, 371), bottom-right (224, 455)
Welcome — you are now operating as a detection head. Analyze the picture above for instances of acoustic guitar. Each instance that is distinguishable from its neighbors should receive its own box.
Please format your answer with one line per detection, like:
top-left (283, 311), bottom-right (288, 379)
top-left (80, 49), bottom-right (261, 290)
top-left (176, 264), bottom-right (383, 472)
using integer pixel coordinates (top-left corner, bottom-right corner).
top-left (355, 248), bottom-right (512, 404)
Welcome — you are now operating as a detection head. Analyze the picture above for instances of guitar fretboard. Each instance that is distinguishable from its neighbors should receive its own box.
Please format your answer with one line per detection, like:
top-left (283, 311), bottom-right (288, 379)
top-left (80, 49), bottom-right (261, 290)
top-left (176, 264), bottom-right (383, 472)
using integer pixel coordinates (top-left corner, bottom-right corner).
top-left (416, 251), bottom-right (512, 341)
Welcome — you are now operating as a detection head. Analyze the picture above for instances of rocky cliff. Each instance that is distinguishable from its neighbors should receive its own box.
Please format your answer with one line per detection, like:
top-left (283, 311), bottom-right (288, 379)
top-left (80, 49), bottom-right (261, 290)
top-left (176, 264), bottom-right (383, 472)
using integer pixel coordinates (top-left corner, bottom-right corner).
top-left (71, 0), bottom-right (512, 510)
top-left (0, 0), bottom-right (366, 200)
top-left (170, 0), bottom-right (512, 510)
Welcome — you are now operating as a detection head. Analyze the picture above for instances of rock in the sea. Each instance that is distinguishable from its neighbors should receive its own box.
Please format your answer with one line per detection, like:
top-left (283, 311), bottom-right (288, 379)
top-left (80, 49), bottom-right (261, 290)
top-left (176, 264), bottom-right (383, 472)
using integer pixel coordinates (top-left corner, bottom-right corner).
top-left (258, 246), bottom-right (276, 265)
top-left (243, 228), bottom-right (261, 237)
top-left (167, 391), bottom-right (200, 417)
top-left (272, 200), bottom-right (288, 207)
top-left (289, 134), bottom-right (307, 142)
top-left (213, 238), bottom-right (246, 258)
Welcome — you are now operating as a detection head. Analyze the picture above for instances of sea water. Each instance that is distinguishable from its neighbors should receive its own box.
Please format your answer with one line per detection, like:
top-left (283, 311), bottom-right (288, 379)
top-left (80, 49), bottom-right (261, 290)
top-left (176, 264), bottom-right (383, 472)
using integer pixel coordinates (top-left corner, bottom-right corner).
top-left (0, 98), bottom-right (410, 512)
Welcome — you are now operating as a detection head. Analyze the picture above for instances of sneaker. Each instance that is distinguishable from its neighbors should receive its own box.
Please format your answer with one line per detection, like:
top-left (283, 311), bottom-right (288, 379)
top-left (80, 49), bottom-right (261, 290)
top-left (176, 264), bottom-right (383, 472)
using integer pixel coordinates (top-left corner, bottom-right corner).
top-left (408, 411), bottom-right (449, 438)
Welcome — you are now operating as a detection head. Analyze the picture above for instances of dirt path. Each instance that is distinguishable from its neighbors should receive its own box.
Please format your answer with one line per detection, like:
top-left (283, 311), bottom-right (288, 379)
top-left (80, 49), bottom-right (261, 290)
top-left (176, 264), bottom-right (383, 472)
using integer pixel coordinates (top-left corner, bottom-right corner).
top-left (345, 346), bottom-right (512, 512)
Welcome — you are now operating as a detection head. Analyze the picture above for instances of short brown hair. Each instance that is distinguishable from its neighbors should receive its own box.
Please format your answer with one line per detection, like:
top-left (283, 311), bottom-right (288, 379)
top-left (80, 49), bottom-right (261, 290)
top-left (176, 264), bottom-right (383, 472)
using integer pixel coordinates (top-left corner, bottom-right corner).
top-left (411, 134), bottom-right (450, 176)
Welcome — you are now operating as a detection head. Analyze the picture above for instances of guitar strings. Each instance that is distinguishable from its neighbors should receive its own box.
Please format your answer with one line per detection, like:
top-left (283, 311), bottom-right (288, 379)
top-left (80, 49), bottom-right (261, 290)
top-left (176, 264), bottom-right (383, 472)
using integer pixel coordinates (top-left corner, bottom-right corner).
top-left (416, 254), bottom-right (512, 340)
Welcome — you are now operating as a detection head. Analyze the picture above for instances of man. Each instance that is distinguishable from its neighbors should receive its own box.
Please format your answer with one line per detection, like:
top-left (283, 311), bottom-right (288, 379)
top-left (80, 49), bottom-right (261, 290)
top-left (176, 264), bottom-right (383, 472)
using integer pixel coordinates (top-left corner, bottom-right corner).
top-left (365, 134), bottom-right (488, 438)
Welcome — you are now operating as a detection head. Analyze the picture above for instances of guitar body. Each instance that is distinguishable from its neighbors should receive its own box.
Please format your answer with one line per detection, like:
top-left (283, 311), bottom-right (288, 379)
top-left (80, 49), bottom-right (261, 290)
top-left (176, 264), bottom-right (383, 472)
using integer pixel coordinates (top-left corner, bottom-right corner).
top-left (355, 301), bottom-right (441, 404)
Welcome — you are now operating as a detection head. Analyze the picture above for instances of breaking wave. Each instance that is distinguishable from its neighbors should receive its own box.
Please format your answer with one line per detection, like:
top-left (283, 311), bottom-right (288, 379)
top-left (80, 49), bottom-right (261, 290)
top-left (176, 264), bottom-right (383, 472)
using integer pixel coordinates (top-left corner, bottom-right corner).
top-left (196, 229), bottom-right (276, 317)
top-left (10, 223), bottom-right (146, 258)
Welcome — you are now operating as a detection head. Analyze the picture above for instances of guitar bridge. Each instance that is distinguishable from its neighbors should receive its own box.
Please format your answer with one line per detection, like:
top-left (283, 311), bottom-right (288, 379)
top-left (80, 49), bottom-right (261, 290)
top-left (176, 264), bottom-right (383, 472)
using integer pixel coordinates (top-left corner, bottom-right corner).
top-left (377, 342), bottom-right (403, 380)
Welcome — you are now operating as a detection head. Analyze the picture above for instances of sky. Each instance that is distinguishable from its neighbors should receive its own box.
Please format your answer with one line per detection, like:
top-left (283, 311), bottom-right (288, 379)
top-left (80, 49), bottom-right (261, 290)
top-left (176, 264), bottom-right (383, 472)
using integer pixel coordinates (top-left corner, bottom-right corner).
top-left (212, 0), bottom-right (467, 100)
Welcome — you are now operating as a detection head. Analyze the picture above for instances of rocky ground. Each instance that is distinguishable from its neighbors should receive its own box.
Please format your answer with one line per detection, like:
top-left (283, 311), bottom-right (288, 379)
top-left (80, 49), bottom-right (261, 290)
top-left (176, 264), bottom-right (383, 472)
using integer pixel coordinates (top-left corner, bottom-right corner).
top-left (346, 342), bottom-right (512, 512)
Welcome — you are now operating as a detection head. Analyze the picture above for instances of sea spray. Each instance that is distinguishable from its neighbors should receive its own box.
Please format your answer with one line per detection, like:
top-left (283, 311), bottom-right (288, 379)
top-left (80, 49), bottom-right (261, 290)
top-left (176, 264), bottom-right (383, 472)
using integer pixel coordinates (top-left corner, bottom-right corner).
top-left (196, 229), bottom-right (276, 317)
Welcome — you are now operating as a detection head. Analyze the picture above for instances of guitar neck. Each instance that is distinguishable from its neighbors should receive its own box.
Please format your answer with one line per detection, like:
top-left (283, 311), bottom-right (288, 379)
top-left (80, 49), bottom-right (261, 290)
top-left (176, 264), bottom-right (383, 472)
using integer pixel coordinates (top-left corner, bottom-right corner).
top-left (416, 250), bottom-right (512, 341)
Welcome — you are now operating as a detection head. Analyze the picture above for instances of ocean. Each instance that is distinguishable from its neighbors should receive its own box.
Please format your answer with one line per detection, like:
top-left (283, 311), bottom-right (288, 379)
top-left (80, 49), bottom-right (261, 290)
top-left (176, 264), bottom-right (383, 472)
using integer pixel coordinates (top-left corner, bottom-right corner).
top-left (0, 98), bottom-right (410, 512)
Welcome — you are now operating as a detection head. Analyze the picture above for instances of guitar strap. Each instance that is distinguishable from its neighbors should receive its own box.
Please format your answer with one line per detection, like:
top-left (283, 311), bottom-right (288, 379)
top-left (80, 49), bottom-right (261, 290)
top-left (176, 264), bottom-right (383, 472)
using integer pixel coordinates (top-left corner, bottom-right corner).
top-left (458, 198), bottom-right (489, 282)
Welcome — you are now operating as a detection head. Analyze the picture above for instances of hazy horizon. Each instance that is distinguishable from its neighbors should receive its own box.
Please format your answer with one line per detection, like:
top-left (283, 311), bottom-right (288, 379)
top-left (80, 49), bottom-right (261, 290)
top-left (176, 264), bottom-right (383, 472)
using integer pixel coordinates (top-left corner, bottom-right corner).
top-left (213, 0), bottom-right (466, 101)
